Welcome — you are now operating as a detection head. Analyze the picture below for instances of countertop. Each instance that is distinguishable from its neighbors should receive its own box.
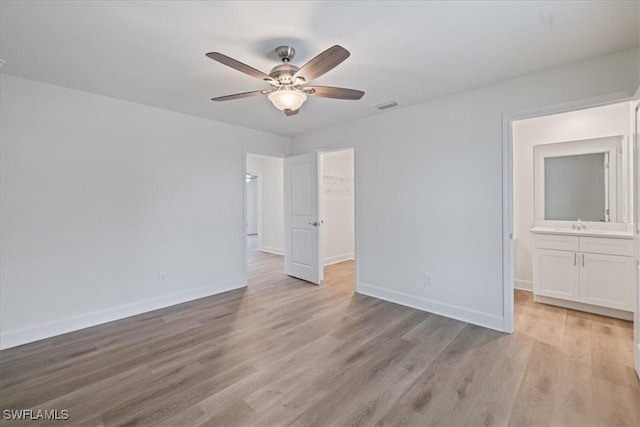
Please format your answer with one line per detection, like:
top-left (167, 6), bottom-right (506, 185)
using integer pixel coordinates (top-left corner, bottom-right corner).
top-left (530, 227), bottom-right (634, 239)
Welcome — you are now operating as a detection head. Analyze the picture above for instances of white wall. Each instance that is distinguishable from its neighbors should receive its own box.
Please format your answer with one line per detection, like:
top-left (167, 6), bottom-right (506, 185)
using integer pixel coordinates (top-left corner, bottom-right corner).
top-left (246, 178), bottom-right (258, 235)
top-left (291, 48), bottom-right (639, 331)
top-left (261, 156), bottom-right (284, 254)
top-left (246, 155), bottom-right (263, 240)
top-left (0, 75), bottom-right (290, 349)
top-left (246, 154), bottom-right (284, 255)
top-left (321, 149), bottom-right (355, 266)
top-left (513, 101), bottom-right (633, 290)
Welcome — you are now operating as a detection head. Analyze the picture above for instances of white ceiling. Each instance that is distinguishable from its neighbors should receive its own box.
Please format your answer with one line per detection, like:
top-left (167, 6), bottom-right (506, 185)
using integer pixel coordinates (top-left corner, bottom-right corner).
top-left (1, 1), bottom-right (638, 137)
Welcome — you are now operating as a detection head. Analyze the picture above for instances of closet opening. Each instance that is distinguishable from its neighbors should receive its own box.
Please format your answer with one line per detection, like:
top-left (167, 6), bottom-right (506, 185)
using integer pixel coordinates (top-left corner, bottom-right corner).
top-left (319, 148), bottom-right (356, 292)
top-left (244, 148), bottom-right (356, 295)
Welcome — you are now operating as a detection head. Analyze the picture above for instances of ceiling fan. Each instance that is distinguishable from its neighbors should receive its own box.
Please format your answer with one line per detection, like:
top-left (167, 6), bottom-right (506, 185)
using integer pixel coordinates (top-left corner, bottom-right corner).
top-left (206, 45), bottom-right (365, 117)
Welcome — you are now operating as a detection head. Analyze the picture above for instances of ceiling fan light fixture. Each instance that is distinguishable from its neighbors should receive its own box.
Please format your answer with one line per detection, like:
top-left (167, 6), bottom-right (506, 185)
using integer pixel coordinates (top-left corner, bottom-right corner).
top-left (268, 89), bottom-right (307, 112)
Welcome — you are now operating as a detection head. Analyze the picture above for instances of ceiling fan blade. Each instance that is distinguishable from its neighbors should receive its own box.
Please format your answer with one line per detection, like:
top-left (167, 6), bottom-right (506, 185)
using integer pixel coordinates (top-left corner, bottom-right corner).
top-left (284, 109), bottom-right (299, 117)
top-left (293, 45), bottom-right (350, 83)
top-left (211, 90), bottom-right (271, 102)
top-left (305, 86), bottom-right (364, 100)
top-left (206, 52), bottom-right (276, 83)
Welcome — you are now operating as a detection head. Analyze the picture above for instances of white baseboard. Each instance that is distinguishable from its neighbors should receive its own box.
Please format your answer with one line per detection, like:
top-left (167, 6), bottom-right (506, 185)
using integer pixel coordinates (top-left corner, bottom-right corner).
top-left (0, 278), bottom-right (246, 350)
top-left (534, 294), bottom-right (633, 321)
top-left (261, 246), bottom-right (284, 256)
top-left (357, 282), bottom-right (505, 332)
top-left (324, 253), bottom-right (355, 266)
top-left (514, 279), bottom-right (533, 291)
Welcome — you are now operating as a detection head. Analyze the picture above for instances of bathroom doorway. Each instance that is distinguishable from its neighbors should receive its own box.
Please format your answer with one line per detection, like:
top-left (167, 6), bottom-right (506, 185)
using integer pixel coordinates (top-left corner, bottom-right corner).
top-left (505, 95), bottom-right (640, 383)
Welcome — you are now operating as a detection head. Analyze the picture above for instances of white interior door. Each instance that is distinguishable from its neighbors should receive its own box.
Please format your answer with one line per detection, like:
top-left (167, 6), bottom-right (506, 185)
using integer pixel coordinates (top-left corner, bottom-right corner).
top-left (284, 152), bottom-right (322, 284)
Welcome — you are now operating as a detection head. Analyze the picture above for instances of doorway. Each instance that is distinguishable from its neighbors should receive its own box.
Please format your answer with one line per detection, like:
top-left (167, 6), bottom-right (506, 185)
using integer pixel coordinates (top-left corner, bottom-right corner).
top-left (245, 153), bottom-right (285, 280)
top-left (245, 148), bottom-right (356, 294)
top-left (281, 147), bottom-right (356, 289)
top-left (505, 94), bottom-right (640, 382)
top-left (319, 148), bottom-right (356, 290)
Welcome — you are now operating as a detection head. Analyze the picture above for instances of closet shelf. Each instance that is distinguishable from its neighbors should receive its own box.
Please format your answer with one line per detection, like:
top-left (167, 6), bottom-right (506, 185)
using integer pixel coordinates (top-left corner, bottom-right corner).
top-left (322, 174), bottom-right (353, 195)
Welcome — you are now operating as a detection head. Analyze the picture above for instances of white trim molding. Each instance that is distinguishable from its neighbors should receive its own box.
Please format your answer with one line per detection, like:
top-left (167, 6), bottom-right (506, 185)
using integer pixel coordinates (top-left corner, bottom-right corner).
top-left (0, 278), bottom-right (246, 350)
top-left (261, 246), bottom-right (284, 256)
top-left (514, 279), bottom-right (533, 291)
top-left (324, 253), bottom-right (355, 266)
top-left (535, 294), bottom-right (633, 321)
top-left (357, 282), bottom-right (504, 332)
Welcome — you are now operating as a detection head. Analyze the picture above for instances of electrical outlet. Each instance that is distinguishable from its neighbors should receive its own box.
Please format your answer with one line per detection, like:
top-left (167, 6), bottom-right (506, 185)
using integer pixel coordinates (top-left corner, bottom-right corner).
top-left (424, 274), bottom-right (432, 288)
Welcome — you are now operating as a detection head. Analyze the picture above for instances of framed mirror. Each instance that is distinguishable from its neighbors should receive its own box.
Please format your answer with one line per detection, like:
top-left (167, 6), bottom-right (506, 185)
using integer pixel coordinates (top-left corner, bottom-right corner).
top-left (544, 152), bottom-right (608, 222)
top-left (533, 135), bottom-right (629, 228)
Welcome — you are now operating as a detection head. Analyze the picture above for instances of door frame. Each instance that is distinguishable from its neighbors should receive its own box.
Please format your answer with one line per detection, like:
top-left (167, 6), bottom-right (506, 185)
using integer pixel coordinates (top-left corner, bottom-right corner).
top-left (501, 89), bottom-right (636, 333)
top-left (634, 97), bottom-right (640, 379)
top-left (318, 147), bottom-right (357, 282)
top-left (294, 144), bottom-right (359, 290)
top-left (322, 145), bottom-right (359, 290)
top-left (243, 146), bottom-right (359, 289)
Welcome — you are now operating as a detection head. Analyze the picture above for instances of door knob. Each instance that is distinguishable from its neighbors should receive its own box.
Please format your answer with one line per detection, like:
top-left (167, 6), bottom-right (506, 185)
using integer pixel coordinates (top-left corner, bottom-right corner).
top-left (309, 222), bottom-right (319, 227)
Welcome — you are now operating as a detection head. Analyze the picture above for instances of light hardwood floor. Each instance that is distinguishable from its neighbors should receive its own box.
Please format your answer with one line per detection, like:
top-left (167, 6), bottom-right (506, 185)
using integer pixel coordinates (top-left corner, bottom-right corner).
top-left (0, 238), bottom-right (638, 426)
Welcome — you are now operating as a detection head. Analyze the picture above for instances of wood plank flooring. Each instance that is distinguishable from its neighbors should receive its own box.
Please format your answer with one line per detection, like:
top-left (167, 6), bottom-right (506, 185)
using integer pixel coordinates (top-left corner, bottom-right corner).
top-left (0, 238), bottom-right (638, 426)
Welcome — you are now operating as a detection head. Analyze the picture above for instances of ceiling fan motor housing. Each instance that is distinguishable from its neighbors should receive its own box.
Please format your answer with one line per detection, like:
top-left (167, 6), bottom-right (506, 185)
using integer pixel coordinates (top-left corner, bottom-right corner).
top-left (269, 63), bottom-right (301, 85)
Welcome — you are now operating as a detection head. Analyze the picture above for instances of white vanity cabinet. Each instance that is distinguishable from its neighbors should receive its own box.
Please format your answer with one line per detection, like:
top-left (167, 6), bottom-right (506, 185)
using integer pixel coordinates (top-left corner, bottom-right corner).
top-left (532, 232), bottom-right (635, 313)
top-left (534, 248), bottom-right (580, 301)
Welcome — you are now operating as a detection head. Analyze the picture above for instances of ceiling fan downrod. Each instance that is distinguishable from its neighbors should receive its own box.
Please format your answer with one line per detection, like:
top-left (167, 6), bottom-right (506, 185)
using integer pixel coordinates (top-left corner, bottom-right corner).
top-left (275, 46), bottom-right (295, 63)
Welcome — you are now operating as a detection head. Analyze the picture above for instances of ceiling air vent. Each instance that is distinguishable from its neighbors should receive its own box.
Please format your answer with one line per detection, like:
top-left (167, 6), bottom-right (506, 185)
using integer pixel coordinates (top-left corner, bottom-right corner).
top-left (374, 100), bottom-right (398, 111)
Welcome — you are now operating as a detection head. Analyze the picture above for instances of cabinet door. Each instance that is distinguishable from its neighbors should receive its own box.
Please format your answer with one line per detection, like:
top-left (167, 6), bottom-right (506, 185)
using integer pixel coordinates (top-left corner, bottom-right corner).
top-left (580, 253), bottom-right (635, 311)
top-left (533, 249), bottom-right (580, 301)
